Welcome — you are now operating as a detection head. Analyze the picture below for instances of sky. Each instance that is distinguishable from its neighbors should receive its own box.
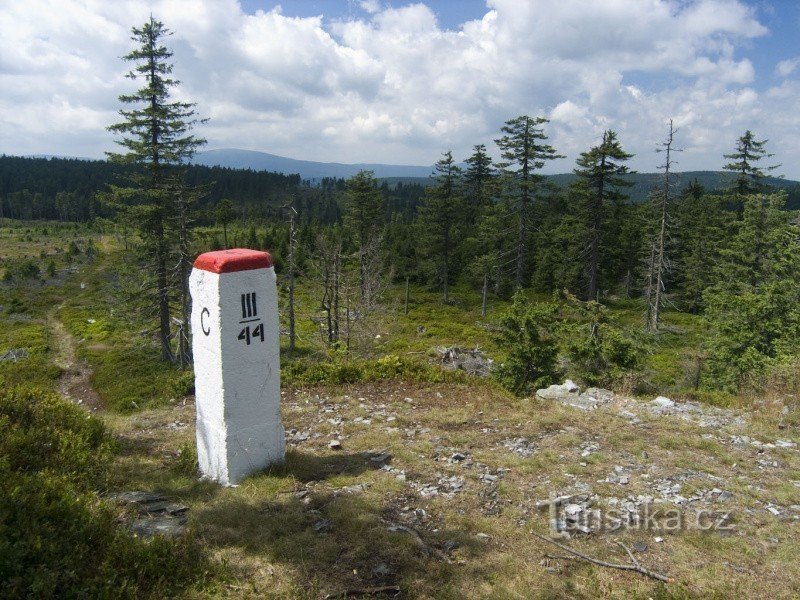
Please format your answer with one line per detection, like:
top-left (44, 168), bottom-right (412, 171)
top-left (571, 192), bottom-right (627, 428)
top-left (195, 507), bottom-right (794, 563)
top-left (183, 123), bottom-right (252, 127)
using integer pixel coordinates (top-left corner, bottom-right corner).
top-left (1, 0), bottom-right (799, 177)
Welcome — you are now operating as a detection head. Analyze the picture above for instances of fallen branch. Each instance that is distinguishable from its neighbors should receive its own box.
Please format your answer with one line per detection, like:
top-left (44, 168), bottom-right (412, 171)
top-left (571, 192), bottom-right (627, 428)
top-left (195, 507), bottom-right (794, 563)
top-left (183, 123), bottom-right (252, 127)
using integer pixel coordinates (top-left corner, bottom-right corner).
top-left (324, 585), bottom-right (401, 599)
top-left (383, 521), bottom-right (452, 563)
top-left (531, 531), bottom-right (671, 583)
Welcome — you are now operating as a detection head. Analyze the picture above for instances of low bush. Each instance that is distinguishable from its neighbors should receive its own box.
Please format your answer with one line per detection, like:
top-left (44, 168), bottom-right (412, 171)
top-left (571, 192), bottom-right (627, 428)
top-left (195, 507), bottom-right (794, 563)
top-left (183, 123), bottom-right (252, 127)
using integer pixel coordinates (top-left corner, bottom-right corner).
top-left (282, 354), bottom-right (465, 386)
top-left (0, 387), bottom-right (209, 598)
top-left (492, 291), bottom-right (559, 395)
top-left (2, 259), bottom-right (40, 282)
top-left (86, 346), bottom-right (186, 412)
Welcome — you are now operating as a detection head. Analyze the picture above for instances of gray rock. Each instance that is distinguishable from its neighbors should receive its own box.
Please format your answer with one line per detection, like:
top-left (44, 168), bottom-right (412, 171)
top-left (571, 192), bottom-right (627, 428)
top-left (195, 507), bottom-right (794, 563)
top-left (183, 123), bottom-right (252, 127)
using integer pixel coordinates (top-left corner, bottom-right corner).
top-left (131, 516), bottom-right (186, 538)
top-left (651, 396), bottom-right (675, 409)
top-left (536, 381), bottom-right (613, 411)
top-left (443, 540), bottom-right (460, 552)
top-left (372, 563), bottom-right (394, 577)
top-left (313, 519), bottom-right (332, 533)
top-left (0, 348), bottom-right (28, 363)
top-left (111, 491), bottom-right (167, 505)
top-left (585, 387), bottom-right (615, 403)
top-left (536, 381), bottom-right (581, 401)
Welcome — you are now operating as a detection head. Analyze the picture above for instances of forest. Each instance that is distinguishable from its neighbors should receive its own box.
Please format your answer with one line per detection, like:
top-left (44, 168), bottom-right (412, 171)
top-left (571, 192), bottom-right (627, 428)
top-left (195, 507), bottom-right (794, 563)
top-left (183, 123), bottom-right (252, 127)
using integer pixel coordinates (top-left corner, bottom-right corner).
top-left (3, 118), bottom-right (798, 395)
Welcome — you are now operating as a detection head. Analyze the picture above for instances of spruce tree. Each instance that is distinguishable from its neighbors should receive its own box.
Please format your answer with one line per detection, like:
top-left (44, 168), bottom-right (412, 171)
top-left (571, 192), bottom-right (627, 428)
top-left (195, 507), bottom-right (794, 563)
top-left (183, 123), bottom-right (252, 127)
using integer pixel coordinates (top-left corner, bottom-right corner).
top-left (107, 16), bottom-right (205, 362)
top-left (672, 180), bottom-right (728, 312)
top-left (704, 192), bottom-right (800, 390)
top-left (573, 130), bottom-right (633, 300)
top-left (343, 170), bottom-right (384, 299)
top-left (416, 151), bottom-right (464, 302)
top-left (495, 116), bottom-right (563, 286)
top-left (723, 130), bottom-right (781, 198)
top-left (463, 144), bottom-right (495, 223)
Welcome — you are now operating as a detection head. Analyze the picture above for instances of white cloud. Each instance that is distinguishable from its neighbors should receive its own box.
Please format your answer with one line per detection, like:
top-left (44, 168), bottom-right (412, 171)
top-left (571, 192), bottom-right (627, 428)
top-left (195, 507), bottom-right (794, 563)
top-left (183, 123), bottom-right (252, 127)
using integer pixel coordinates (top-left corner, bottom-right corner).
top-left (776, 57), bottom-right (800, 78)
top-left (359, 0), bottom-right (381, 15)
top-left (0, 0), bottom-right (797, 177)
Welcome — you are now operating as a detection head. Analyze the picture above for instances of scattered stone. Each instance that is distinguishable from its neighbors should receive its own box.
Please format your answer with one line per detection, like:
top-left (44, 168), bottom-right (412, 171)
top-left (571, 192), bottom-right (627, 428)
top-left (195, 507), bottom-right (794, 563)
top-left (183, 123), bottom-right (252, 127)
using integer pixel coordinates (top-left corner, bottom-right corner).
top-left (501, 437), bottom-right (536, 457)
top-left (580, 442), bottom-right (600, 457)
top-left (654, 536), bottom-right (664, 543)
top-left (449, 452), bottom-right (468, 462)
top-left (328, 439), bottom-right (342, 450)
top-left (618, 409), bottom-right (642, 424)
top-left (536, 381), bottom-right (581, 401)
top-left (368, 452), bottom-right (393, 466)
top-left (632, 541), bottom-right (647, 553)
top-left (476, 533), bottom-right (491, 541)
top-left (313, 519), bottom-right (332, 533)
top-left (337, 483), bottom-right (369, 495)
top-left (113, 491), bottom-right (188, 538)
top-left (111, 491), bottom-right (167, 505)
top-left (0, 348), bottom-right (28, 363)
top-left (372, 563), bottom-right (394, 577)
top-left (443, 540), bottom-right (460, 552)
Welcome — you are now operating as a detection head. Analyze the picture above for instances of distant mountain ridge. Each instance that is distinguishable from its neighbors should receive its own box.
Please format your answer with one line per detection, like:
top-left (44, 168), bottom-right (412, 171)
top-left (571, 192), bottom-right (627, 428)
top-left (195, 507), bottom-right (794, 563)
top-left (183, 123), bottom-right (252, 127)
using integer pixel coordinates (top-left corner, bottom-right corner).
top-left (192, 148), bottom-right (435, 180)
top-left (193, 148), bottom-right (799, 202)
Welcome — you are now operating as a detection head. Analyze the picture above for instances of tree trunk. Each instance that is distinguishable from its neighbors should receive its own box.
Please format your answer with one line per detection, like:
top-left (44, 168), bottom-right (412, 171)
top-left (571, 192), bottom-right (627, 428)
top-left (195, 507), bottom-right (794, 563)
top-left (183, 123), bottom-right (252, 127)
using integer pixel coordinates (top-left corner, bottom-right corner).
top-left (156, 229), bottom-right (175, 363)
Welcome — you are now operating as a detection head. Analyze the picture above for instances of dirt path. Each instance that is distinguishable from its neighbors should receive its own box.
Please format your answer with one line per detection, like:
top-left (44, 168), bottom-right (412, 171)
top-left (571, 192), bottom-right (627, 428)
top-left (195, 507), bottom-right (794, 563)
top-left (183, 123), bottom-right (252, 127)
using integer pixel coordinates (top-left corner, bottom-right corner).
top-left (48, 310), bottom-right (104, 411)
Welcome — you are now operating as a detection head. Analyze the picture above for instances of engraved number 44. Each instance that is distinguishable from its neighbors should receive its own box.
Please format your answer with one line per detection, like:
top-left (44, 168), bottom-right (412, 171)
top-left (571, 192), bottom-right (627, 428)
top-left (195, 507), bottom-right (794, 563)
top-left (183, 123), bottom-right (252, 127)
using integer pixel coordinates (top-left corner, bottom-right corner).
top-left (238, 323), bottom-right (265, 345)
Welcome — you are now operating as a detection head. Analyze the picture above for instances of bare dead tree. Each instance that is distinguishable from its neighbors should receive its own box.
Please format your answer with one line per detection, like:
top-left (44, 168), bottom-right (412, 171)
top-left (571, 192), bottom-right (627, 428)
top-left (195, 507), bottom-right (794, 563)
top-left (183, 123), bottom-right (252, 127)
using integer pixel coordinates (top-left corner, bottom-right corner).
top-left (283, 201), bottom-right (298, 354)
top-left (645, 120), bottom-right (681, 332)
top-left (311, 231), bottom-right (343, 346)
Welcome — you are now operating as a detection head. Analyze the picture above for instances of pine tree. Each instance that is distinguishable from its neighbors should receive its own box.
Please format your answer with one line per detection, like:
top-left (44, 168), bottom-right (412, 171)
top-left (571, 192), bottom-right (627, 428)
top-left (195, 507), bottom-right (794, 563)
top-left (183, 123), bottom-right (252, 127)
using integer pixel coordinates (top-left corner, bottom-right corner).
top-left (495, 116), bottom-right (563, 286)
top-left (107, 16), bottom-right (206, 362)
top-left (574, 130), bottom-right (633, 300)
top-left (416, 151), bottom-right (463, 302)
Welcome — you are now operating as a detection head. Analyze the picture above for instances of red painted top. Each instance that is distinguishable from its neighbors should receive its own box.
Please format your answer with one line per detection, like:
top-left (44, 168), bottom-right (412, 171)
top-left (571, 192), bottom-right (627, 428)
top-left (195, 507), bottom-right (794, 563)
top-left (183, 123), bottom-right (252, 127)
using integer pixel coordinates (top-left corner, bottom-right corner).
top-left (193, 249), bottom-right (273, 274)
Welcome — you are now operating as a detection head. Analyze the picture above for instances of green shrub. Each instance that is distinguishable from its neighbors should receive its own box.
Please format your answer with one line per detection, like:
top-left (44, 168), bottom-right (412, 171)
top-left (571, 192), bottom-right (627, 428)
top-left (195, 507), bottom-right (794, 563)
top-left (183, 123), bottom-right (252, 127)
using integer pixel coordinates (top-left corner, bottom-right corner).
top-left (0, 387), bottom-right (209, 598)
top-left (5, 296), bottom-right (27, 314)
top-left (282, 355), bottom-right (463, 387)
top-left (87, 347), bottom-right (181, 412)
top-left (168, 369), bottom-right (196, 397)
top-left (560, 295), bottom-right (640, 387)
top-left (2, 259), bottom-right (40, 282)
top-left (493, 291), bottom-right (559, 396)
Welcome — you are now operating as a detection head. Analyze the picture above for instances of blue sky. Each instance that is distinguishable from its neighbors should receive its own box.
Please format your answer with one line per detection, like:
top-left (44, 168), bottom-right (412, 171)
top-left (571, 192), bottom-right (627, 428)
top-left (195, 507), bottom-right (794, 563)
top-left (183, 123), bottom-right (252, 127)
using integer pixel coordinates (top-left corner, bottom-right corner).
top-left (240, 0), bottom-right (491, 29)
top-left (1, 1), bottom-right (799, 176)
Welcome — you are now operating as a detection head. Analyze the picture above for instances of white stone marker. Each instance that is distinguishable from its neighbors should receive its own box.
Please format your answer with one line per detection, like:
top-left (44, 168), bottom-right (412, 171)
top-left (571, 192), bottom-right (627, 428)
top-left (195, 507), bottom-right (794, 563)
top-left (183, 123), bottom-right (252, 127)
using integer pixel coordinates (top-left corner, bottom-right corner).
top-left (189, 248), bottom-right (285, 485)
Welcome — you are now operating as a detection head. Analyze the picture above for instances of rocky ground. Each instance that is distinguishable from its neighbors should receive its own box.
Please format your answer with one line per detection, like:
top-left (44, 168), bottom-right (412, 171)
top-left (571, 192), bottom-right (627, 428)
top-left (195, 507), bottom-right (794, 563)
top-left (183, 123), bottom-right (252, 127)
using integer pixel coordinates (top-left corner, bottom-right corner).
top-left (86, 376), bottom-right (800, 597)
